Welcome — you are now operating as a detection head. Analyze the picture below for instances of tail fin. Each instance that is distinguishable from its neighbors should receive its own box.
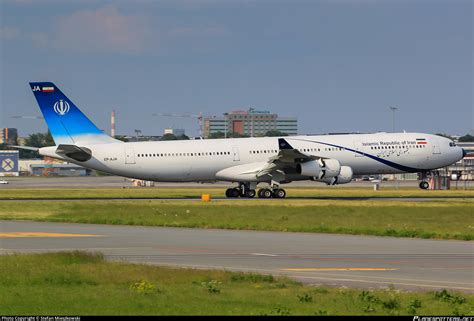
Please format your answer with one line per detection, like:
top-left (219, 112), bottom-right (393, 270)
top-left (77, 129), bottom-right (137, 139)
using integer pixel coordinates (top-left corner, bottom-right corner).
top-left (29, 82), bottom-right (119, 145)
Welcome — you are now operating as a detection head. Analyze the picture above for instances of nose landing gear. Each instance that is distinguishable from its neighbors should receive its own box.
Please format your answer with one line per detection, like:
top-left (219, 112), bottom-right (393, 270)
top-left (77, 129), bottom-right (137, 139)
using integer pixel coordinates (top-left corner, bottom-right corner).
top-left (418, 171), bottom-right (430, 190)
top-left (419, 181), bottom-right (429, 190)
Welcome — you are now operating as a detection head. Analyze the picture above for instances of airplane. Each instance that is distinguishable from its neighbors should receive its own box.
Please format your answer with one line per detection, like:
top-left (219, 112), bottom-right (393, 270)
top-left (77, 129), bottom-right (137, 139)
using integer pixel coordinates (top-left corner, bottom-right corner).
top-left (14, 82), bottom-right (466, 198)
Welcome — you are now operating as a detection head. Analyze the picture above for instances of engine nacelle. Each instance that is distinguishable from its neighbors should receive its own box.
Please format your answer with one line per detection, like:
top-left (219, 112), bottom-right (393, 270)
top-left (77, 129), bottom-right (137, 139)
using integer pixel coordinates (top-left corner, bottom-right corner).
top-left (320, 159), bottom-right (341, 179)
top-left (297, 161), bottom-right (322, 178)
top-left (320, 166), bottom-right (353, 185)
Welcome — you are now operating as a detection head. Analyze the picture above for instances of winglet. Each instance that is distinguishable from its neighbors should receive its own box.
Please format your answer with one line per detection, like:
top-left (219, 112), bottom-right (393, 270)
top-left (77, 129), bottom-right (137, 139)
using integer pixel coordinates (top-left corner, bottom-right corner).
top-left (278, 138), bottom-right (294, 150)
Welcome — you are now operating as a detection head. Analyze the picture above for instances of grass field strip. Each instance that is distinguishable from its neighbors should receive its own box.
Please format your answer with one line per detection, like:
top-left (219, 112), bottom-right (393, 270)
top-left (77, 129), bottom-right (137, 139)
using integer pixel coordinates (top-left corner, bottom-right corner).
top-left (283, 268), bottom-right (398, 271)
top-left (0, 232), bottom-right (103, 238)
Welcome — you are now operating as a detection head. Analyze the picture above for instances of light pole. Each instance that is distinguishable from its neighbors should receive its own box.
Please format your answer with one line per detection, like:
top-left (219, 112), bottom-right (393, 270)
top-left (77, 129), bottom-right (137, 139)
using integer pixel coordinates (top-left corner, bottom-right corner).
top-left (389, 106), bottom-right (398, 132)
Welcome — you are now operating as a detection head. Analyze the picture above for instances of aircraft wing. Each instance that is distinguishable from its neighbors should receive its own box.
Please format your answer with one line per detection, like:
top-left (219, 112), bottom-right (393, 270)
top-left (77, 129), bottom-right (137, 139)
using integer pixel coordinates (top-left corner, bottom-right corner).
top-left (256, 138), bottom-right (320, 178)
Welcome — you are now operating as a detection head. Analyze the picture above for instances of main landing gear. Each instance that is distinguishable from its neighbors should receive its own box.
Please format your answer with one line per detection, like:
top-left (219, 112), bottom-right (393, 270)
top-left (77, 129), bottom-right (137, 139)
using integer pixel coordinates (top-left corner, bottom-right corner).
top-left (225, 183), bottom-right (286, 199)
top-left (257, 188), bottom-right (286, 199)
top-left (225, 182), bottom-right (256, 198)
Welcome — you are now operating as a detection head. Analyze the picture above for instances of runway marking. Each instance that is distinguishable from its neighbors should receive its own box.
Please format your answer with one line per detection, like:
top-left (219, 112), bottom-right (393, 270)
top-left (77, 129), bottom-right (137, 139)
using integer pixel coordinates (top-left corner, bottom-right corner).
top-left (290, 274), bottom-right (474, 292)
top-left (250, 253), bottom-right (278, 257)
top-left (283, 268), bottom-right (399, 271)
top-left (287, 270), bottom-right (473, 285)
top-left (0, 232), bottom-right (103, 238)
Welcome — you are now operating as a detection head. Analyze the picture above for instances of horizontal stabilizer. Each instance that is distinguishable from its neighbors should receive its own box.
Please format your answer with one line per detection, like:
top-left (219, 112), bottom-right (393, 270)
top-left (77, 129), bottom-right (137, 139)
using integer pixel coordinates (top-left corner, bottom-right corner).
top-left (56, 144), bottom-right (92, 162)
top-left (8, 145), bottom-right (39, 151)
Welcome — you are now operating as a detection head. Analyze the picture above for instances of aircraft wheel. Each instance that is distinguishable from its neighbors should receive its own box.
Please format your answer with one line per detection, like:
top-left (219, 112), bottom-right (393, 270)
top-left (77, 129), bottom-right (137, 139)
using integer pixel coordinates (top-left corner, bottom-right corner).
top-left (273, 188), bottom-right (286, 199)
top-left (419, 181), bottom-right (429, 190)
top-left (259, 188), bottom-right (273, 199)
top-left (226, 188), bottom-right (240, 198)
top-left (245, 189), bottom-right (256, 198)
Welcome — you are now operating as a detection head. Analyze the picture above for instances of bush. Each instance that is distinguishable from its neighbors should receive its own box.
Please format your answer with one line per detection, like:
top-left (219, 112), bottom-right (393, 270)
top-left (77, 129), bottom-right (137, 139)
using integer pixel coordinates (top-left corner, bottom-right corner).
top-left (407, 299), bottom-right (422, 314)
top-left (434, 289), bottom-right (466, 305)
top-left (129, 280), bottom-right (158, 294)
top-left (359, 290), bottom-right (379, 303)
top-left (201, 280), bottom-right (222, 294)
top-left (271, 306), bottom-right (291, 316)
top-left (297, 293), bottom-right (313, 303)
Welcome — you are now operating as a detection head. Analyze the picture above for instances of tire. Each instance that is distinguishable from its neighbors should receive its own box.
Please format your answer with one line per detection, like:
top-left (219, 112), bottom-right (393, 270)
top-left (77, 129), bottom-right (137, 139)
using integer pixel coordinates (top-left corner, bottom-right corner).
top-left (262, 189), bottom-right (273, 198)
top-left (231, 188), bottom-right (240, 197)
top-left (245, 189), bottom-right (256, 198)
top-left (274, 189), bottom-right (286, 199)
top-left (419, 181), bottom-right (429, 190)
top-left (257, 189), bottom-right (265, 198)
top-left (226, 188), bottom-right (240, 198)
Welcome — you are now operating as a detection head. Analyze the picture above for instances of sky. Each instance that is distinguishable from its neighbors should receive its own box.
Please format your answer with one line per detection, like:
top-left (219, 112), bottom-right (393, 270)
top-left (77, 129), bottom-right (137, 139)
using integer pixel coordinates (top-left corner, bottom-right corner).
top-left (0, 0), bottom-right (472, 138)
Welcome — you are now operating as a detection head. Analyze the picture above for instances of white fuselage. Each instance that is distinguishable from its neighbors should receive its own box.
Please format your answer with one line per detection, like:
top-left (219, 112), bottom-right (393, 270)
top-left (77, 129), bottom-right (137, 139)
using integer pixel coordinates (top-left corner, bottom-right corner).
top-left (39, 132), bottom-right (464, 183)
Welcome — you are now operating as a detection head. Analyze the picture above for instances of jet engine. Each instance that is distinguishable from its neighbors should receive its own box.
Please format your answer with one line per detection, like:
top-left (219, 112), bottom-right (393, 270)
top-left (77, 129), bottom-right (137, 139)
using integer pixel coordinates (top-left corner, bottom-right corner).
top-left (320, 159), bottom-right (341, 179)
top-left (297, 158), bottom-right (341, 179)
top-left (319, 166), bottom-right (353, 185)
top-left (296, 160), bottom-right (322, 178)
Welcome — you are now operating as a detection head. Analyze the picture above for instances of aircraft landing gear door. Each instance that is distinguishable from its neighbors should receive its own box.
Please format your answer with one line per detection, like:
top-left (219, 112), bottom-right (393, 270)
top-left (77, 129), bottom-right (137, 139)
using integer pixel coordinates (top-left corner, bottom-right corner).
top-left (232, 146), bottom-right (240, 162)
top-left (353, 141), bottom-right (365, 157)
top-left (125, 147), bottom-right (136, 164)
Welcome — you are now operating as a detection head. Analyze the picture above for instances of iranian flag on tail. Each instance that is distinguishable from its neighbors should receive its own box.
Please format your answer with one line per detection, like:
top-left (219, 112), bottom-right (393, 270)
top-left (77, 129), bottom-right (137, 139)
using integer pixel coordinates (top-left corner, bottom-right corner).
top-left (42, 86), bottom-right (54, 93)
top-left (416, 138), bottom-right (427, 145)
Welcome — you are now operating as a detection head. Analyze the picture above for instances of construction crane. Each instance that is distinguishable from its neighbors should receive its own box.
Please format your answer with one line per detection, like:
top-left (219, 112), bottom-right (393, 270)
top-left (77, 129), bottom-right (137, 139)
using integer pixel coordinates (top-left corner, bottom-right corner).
top-left (11, 115), bottom-right (44, 119)
top-left (152, 112), bottom-right (203, 137)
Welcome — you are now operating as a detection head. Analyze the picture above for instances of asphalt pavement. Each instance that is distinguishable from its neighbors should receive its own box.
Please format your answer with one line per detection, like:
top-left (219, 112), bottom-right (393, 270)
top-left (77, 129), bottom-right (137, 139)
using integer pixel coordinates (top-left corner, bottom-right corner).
top-left (1, 220), bottom-right (472, 292)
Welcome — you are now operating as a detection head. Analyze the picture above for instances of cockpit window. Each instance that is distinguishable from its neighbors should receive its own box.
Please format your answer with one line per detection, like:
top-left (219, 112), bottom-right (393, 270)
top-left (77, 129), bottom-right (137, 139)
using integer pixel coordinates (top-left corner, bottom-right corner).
top-left (449, 142), bottom-right (456, 147)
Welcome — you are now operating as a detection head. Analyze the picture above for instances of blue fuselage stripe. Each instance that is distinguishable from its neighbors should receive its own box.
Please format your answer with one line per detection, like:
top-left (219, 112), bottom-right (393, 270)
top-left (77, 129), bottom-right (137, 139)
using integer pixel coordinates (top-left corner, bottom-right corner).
top-left (290, 138), bottom-right (421, 173)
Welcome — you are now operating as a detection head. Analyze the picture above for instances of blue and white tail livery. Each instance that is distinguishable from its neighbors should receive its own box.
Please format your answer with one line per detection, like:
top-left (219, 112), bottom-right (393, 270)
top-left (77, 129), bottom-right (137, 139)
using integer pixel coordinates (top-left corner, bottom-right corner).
top-left (30, 82), bottom-right (118, 145)
top-left (25, 81), bottom-right (465, 196)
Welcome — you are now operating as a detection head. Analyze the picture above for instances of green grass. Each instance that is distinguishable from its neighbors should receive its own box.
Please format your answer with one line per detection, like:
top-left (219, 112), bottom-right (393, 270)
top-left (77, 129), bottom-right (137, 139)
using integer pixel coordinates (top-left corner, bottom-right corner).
top-left (1, 187), bottom-right (474, 200)
top-left (1, 252), bottom-right (472, 315)
top-left (0, 199), bottom-right (473, 240)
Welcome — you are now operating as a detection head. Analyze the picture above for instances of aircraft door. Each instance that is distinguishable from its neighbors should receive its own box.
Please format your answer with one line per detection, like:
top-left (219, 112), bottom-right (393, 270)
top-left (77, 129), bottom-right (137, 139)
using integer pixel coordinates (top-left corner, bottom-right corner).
top-left (432, 140), bottom-right (441, 155)
top-left (125, 147), bottom-right (136, 164)
top-left (232, 146), bottom-right (240, 161)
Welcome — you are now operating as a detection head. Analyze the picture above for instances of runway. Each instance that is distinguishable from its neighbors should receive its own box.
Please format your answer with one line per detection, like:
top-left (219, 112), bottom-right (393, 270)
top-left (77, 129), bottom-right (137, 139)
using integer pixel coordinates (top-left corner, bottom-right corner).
top-left (0, 176), bottom-right (424, 189)
top-left (1, 220), bottom-right (473, 292)
top-left (0, 197), bottom-right (465, 202)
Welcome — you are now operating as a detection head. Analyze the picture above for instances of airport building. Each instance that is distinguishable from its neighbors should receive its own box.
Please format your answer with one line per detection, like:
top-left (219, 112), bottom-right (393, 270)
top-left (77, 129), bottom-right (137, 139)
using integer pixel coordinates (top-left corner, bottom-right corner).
top-left (29, 163), bottom-right (90, 177)
top-left (163, 128), bottom-right (186, 137)
top-left (0, 128), bottom-right (18, 145)
top-left (203, 108), bottom-right (297, 138)
top-left (448, 142), bottom-right (474, 181)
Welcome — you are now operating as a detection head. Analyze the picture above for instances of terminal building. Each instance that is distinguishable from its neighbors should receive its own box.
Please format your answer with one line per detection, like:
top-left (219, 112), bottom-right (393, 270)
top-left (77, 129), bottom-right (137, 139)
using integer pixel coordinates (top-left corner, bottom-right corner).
top-left (203, 108), bottom-right (297, 138)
